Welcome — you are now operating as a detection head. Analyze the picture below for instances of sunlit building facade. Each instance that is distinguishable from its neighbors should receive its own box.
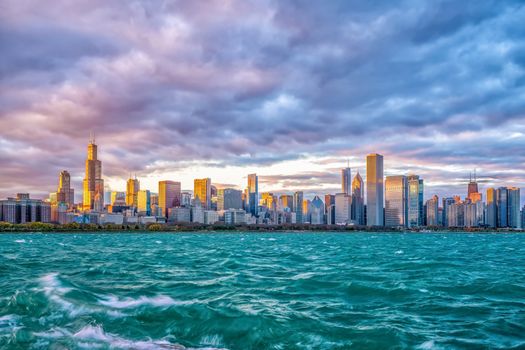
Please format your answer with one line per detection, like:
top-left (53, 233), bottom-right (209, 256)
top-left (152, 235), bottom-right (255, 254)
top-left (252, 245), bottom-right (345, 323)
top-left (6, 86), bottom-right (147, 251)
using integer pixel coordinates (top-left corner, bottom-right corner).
top-left (366, 154), bottom-right (384, 226)
top-left (194, 178), bottom-right (212, 210)
top-left (385, 175), bottom-right (408, 227)
top-left (351, 172), bottom-right (365, 225)
top-left (159, 180), bottom-right (181, 218)
top-left (82, 138), bottom-right (104, 211)
top-left (407, 175), bottom-right (423, 227)
top-left (126, 177), bottom-right (140, 207)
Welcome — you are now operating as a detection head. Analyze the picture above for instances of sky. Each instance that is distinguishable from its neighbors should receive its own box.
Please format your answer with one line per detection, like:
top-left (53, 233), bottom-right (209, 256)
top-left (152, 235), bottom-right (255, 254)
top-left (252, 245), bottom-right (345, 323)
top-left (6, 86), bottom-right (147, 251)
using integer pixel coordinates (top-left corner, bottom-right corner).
top-left (1, 0), bottom-right (525, 202)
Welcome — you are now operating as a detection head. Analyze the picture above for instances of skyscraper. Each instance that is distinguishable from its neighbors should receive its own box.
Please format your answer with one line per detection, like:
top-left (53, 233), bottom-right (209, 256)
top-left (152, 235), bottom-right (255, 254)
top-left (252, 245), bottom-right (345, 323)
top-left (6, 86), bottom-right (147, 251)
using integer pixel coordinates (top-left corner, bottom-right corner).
top-left (407, 175), bottom-right (424, 227)
top-left (385, 175), bottom-right (408, 227)
top-left (497, 187), bottom-right (508, 228)
top-left (159, 181), bottom-right (181, 217)
top-left (247, 173), bottom-right (258, 216)
top-left (217, 188), bottom-right (243, 211)
top-left (194, 178), bottom-right (212, 210)
top-left (486, 188), bottom-right (497, 228)
top-left (126, 176), bottom-right (140, 207)
top-left (341, 166), bottom-right (351, 194)
top-left (293, 191), bottom-right (303, 223)
top-left (366, 153), bottom-right (384, 226)
top-left (351, 172), bottom-right (365, 225)
top-left (426, 195), bottom-right (439, 226)
top-left (335, 193), bottom-right (351, 224)
top-left (507, 187), bottom-right (520, 228)
top-left (137, 190), bottom-right (151, 215)
top-left (467, 172), bottom-right (482, 203)
top-left (82, 137), bottom-right (104, 211)
top-left (57, 170), bottom-right (74, 208)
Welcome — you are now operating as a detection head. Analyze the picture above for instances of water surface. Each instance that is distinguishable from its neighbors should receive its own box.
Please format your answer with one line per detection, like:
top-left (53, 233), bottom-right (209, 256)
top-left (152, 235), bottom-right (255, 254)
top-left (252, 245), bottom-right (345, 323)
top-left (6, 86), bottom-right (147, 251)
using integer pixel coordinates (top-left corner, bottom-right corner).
top-left (1, 232), bottom-right (524, 349)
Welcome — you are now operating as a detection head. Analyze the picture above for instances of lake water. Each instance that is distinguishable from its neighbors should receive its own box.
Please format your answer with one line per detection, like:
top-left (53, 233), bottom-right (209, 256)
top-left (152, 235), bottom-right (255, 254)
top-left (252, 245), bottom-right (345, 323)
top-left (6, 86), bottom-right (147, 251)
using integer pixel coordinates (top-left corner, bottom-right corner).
top-left (1, 232), bottom-right (524, 349)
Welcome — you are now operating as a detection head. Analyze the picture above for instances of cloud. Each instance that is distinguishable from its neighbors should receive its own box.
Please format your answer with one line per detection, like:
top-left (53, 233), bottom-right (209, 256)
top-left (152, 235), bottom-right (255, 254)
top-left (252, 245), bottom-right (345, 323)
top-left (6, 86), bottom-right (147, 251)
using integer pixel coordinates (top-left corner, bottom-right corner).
top-left (0, 0), bottom-right (524, 202)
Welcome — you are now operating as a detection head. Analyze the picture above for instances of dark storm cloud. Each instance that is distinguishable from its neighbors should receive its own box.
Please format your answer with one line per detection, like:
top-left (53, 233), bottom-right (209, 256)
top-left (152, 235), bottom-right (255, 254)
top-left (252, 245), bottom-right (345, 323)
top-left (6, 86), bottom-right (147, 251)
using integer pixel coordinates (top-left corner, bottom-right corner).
top-left (1, 0), bottom-right (525, 198)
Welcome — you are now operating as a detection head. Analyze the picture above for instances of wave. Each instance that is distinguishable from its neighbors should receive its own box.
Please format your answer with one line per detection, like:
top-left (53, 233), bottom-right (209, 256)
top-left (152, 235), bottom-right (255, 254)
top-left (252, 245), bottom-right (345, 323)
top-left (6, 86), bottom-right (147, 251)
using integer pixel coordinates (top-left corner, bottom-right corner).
top-left (98, 294), bottom-right (189, 309)
top-left (36, 325), bottom-right (228, 350)
top-left (14, 239), bottom-right (26, 243)
top-left (38, 273), bottom-right (125, 318)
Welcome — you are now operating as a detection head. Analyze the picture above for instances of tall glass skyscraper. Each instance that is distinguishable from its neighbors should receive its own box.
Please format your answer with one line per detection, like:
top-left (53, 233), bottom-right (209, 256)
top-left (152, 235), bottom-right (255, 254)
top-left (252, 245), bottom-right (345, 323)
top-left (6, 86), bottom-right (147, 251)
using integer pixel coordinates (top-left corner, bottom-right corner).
top-left (159, 180), bottom-right (181, 218)
top-left (341, 167), bottom-right (351, 194)
top-left (407, 175), bottom-right (424, 227)
top-left (351, 172), bottom-right (365, 225)
top-left (247, 173), bottom-right (258, 217)
top-left (366, 154), bottom-right (384, 226)
top-left (385, 175), bottom-right (407, 227)
top-left (293, 191), bottom-right (303, 223)
top-left (497, 187), bottom-right (508, 228)
top-left (82, 137), bottom-right (104, 211)
top-left (126, 177), bottom-right (140, 207)
top-left (194, 178), bottom-right (212, 210)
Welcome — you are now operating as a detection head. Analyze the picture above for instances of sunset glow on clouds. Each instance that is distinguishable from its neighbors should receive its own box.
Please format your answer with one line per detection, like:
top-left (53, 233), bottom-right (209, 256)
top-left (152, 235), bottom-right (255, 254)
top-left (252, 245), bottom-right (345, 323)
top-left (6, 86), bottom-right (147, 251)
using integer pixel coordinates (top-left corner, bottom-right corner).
top-left (1, 0), bottom-right (525, 200)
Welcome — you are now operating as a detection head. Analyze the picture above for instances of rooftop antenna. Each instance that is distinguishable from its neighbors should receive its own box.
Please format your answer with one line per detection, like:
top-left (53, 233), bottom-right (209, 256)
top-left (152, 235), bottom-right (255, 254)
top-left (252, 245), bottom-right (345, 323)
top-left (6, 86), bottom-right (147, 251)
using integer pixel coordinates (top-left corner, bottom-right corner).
top-left (474, 168), bottom-right (477, 182)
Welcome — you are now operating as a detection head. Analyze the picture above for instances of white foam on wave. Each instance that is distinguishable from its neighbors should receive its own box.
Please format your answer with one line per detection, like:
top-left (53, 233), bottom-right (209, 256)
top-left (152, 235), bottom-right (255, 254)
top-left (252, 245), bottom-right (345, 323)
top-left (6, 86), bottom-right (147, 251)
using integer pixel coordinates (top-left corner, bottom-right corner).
top-left (395, 250), bottom-right (404, 254)
top-left (290, 272), bottom-right (315, 280)
top-left (155, 240), bottom-right (162, 244)
top-left (417, 340), bottom-right (436, 349)
top-left (14, 239), bottom-right (26, 243)
top-left (39, 273), bottom-right (125, 318)
top-left (98, 294), bottom-right (185, 309)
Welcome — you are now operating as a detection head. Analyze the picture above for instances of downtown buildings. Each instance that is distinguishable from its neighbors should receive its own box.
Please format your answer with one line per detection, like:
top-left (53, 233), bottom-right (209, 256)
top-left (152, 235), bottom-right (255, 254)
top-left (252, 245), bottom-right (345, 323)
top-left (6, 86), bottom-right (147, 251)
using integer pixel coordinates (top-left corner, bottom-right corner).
top-left (1, 138), bottom-right (523, 230)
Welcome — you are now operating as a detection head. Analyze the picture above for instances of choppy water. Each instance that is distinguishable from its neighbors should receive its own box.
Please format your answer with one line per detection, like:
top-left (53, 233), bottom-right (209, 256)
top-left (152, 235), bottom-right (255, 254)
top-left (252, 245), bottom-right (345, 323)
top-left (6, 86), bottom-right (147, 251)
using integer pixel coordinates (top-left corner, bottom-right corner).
top-left (1, 232), bottom-right (525, 349)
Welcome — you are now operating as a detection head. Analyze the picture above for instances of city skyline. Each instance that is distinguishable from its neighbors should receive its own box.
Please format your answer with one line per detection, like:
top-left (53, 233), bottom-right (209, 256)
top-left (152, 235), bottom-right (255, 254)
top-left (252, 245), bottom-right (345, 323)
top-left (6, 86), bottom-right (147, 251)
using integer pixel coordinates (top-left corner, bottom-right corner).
top-left (1, 1), bottom-right (525, 201)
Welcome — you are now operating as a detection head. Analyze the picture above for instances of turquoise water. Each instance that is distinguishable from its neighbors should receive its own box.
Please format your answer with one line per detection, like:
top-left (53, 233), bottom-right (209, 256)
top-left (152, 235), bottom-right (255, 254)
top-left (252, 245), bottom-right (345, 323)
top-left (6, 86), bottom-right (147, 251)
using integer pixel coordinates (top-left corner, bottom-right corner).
top-left (1, 232), bottom-right (524, 349)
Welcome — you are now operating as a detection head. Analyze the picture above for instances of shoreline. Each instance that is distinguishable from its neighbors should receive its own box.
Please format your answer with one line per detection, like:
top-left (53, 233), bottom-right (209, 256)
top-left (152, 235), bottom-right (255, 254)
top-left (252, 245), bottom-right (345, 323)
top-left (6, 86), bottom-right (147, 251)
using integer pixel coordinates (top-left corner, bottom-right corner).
top-left (0, 222), bottom-right (522, 234)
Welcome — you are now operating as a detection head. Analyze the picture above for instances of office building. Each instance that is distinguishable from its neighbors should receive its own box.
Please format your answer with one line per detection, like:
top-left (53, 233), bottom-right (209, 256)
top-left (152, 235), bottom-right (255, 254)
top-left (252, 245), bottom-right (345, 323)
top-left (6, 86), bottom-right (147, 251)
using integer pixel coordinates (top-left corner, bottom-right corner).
top-left (351, 172), bottom-right (365, 225)
top-left (426, 195), bottom-right (439, 226)
top-left (293, 191), bottom-right (304, 223)
top-left (335, 193), bottom-right (351, 225)
top-left (507, 187), bottom-right (521, 228)
top-left (217, 188), bottom-right (243, 211)
top-left (137, 190), bottom-right (151, 215)
top-left (385, 175), bottom-right (408, 227)
top-left (82, 137), bottom-right (104, 211)
top-left (57, 170), bottom-right (74, 208)
top-left (342, 167), bottom-right (351, 194)
top-left (407, 175), bottom-right (424, 227)
top-left (366, 154), bottom-right (384, 226)
top-left (159, 181), bottom-right (181, 218)
top-left (497, 187), bottom-right (508, 228)
top-left (126, 177), bottom-right (140, 207)
top-left (247, 173), bottom-right (259, 216)
top-left (194, 178), bottom-right (212, 210)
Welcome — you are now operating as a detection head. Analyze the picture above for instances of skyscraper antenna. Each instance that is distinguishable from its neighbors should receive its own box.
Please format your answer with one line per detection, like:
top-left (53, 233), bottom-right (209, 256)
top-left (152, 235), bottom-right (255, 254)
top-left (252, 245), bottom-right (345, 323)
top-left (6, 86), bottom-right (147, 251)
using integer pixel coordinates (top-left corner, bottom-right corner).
top-left (474, 168), bottom-right (477, 182)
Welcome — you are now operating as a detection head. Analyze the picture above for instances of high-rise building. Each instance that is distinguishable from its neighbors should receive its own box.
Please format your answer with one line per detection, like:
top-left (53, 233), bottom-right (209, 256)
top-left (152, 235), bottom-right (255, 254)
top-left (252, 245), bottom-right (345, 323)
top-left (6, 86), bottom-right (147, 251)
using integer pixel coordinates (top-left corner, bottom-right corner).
top-left (507, 187), bottom-right (521, 229)
top-left (57, 170), bottom-right (74, 208)
top-left (407, 175), bottom-right (424, 227)
top-left (426, 195), bottom-right (439, 226)
top-left (293, 191), bottom-right (303, 223)
top-left (247, 174), bottom-right (259, 217)
top-left (111, 191), bottom-right (126, 206)
top-left (217, 188), bottom-right (243, 211)
top-left (310, 196), bottom-right (324, 225)
top-left (351, 172), bottom-right (365, 225)
top-left (342, 167), bottom-right (351, 194)
top-left (194, 178), bottom-right (212, 210)
top-left (137, 190), bottom-right (151, 215)
top-left (280, 194), bottom-right (294, 211)
top-left (385, 175), bottom-right (408, 227)
top-left (335, 193), bottom-right (351, 224)
top-left (159, 181), bottom-right (181, 218)
top-left (366, 154), bottom-right (384, 226)
top-left (496, 187), bottom-right (508, 228)
top-left (486, 188), bottom-right (497, 228)
top-left (82, 137), bottom-right (104, 211)
top-left (126, 177), bottom-right (140, 207)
